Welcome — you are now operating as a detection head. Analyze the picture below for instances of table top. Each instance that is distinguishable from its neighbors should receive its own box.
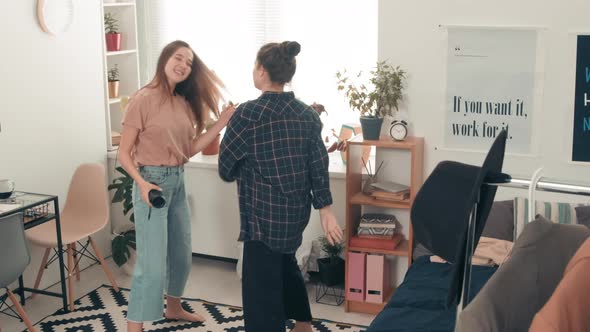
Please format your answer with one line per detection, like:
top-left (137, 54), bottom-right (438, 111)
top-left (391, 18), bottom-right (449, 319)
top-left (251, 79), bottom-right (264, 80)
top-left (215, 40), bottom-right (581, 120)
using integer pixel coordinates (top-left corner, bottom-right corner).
top-left (0, 191), bottom-right (57, 218)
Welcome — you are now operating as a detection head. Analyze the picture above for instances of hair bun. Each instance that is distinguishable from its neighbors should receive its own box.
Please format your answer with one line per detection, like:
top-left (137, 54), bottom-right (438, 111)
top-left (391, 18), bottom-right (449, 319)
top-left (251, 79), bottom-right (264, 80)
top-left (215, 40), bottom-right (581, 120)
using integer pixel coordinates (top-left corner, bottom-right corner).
top-left (280, 41), bottom-right (301, 58)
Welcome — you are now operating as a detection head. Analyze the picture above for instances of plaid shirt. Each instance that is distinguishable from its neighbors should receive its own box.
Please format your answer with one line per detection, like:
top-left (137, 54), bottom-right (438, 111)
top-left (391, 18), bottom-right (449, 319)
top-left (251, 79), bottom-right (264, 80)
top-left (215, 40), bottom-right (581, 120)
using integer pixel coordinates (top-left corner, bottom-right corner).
top-left (218, 91), bottom-right (333, 253)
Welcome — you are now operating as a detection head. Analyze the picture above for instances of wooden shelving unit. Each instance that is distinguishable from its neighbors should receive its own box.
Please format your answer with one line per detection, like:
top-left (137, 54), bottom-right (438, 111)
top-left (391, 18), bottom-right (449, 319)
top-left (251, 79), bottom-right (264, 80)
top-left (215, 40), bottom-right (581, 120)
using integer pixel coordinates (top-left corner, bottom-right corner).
top-left (344, 135), bottom-right (424, 315)
top-left (350, 192), bottom-right (411, 209)
top-left (347, 287), bottom-right (396, 314)
top-left (348, 238), bottom-right (409, 256)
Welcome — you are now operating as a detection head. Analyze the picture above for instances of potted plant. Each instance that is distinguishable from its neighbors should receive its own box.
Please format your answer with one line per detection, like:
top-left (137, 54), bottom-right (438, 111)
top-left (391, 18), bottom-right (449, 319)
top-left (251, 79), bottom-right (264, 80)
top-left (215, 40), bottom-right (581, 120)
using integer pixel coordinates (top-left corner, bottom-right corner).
top-left (108, 166), bottom-right (136, 273)
top-left (104, 12), bottom-right (121, 52)
top-left (336, 61), bottom-right (406, 140)
top-left (317, 235), bottom-right (345, 286)
top-left (107, 64), bottom-right (120, 99)
top-left (202, 118), bottom-right (220, 155)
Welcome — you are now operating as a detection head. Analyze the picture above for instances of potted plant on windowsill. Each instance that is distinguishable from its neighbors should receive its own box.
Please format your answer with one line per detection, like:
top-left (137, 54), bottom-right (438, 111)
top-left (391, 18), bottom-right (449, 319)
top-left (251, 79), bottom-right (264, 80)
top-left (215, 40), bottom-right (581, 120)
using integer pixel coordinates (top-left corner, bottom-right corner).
top-left (108, 64), bottom-right (120, 99)
top-left (104, 12), bottom-right (121, 52)
top-left (317, 235), bottom-right (345, 286)
top-left (108, 166), bottom-right (136, 275)
top-left (336, 61), bottom-right (406, 140)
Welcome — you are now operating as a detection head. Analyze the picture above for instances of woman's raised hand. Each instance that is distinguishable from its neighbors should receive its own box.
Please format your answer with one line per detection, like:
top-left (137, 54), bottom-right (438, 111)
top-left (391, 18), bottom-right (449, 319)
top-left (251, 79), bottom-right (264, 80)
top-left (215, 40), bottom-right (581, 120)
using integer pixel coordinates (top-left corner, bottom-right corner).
top-left (219, 102), bottom-right (237, 126)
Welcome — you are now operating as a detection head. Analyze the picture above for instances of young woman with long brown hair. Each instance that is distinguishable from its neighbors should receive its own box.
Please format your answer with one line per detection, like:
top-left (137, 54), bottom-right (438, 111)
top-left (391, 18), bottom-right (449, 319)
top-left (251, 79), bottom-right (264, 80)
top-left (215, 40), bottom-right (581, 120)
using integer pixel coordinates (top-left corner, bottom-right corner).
top-left (119, 40), bottom-right (235, 331)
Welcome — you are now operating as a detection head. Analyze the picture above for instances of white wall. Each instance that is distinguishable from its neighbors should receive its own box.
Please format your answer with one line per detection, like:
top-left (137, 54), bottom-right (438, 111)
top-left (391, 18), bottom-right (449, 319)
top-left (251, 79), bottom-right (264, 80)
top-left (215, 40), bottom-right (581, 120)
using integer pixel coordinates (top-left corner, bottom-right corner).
top-left (0, 1), bottom-right (110, 292)
top-left (378, 0), bottom-right (589, 199)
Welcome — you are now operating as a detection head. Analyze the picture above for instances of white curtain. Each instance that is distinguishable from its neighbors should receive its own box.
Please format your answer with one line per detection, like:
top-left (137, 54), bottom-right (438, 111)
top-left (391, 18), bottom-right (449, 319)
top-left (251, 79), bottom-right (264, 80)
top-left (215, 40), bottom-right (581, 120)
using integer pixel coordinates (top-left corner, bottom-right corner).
top-left (137, 0), bottom-right (377, 131)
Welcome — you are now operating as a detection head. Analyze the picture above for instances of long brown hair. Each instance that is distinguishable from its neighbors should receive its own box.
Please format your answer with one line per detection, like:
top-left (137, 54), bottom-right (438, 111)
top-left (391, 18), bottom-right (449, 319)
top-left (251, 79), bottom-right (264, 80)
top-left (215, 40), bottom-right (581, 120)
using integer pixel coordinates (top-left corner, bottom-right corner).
top-left (148, 40), bottom-right (224, 133)
top-left (256, 41), bottom-right (301, 84)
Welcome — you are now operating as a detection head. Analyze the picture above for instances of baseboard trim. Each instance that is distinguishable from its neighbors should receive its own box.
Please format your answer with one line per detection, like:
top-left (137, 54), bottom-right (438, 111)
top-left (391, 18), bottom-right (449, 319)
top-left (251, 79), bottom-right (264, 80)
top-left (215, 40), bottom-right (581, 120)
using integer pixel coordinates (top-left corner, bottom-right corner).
top-left (191, 252), bottom-right (238, 264)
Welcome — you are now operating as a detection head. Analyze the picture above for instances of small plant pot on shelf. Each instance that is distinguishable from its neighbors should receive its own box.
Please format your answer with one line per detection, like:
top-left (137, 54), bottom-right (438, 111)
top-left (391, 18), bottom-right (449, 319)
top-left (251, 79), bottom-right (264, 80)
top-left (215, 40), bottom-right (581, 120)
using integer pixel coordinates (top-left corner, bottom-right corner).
top-left (105, 33), bottom-right (122, 52)
top-left (202, 134), bottom-right (220, 155)
top-left (359, 116), bottom-right (383, 140)
top-left (317, 257), bottom-right (345, 287)
top-left (108, 80), bottom-right (120, 98)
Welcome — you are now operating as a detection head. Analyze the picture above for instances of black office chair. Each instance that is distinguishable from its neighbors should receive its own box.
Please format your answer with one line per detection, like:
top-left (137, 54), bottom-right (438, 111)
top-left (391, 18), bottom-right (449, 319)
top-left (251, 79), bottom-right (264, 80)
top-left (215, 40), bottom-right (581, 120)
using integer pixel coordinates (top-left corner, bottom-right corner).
top-left (411, 129), bottom-right (508, 308)
top-left (0, 213), bottom-right (37, 332)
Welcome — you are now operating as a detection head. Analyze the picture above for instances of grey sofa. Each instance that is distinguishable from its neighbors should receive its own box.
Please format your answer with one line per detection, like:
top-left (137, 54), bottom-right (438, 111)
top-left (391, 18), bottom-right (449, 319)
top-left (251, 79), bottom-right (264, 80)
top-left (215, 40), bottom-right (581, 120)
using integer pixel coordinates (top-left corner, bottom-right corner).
top-left (455, 215), bottom-right (590, 332)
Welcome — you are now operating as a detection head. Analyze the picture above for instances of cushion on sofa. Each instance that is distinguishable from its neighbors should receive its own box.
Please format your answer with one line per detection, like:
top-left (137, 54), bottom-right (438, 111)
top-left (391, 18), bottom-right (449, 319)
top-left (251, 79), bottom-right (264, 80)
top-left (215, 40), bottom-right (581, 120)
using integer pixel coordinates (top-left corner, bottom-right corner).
top-left (514, 197), bottom-right (578, 238)
top-left (529, 237), bottom-right (590, 332)
top-left (455, 215), bottom-right (590, 332)
top-left (575, 205), bottom-right (590, 228)
top-left (480, 199), bottom-right (514, 241)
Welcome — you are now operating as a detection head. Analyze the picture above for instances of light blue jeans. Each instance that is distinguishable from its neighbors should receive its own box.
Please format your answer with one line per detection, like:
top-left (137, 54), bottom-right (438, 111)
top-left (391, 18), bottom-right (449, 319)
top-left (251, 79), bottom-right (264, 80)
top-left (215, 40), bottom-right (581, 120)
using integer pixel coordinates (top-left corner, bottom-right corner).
top-left (127, 165), bottom-right (192, 322)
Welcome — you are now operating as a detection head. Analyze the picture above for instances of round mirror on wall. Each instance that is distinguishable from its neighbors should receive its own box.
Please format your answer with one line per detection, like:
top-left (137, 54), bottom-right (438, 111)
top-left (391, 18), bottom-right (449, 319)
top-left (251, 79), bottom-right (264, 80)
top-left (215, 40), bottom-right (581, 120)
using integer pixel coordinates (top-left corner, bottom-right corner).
top-left (37, 0), bottom-right (74, 36)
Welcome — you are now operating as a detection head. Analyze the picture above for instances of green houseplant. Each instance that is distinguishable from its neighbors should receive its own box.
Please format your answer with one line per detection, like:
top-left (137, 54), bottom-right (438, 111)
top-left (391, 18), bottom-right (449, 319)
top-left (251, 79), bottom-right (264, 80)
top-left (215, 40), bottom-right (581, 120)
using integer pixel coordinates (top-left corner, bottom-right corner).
top-left (336, 61), bottom-right (406, 140)
top-left (108, 166), bottom-right (136, 267)
top-left (104, 12), bottom-right (122, 52)
top-left (316, 235), bottom-right (345, 286)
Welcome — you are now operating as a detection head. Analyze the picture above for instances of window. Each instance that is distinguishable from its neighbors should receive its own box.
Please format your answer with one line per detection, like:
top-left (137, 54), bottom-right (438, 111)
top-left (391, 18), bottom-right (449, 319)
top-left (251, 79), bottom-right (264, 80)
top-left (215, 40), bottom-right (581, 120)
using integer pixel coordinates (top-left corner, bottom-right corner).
top-left (138, 0), bottom-right (377, 133)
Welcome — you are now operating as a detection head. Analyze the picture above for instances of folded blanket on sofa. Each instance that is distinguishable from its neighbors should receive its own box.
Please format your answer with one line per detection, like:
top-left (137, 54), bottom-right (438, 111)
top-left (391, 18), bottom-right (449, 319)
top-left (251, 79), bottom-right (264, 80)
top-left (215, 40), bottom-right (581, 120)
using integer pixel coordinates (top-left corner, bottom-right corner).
top-left (430, 236), bottom-right (513, 266)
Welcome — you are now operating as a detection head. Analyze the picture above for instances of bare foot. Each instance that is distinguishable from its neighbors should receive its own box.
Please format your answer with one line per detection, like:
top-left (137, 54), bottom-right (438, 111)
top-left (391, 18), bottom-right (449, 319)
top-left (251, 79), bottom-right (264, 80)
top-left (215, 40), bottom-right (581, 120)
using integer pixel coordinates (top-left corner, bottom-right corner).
top-left (291, 321), bottom-right (312, 332)
top-left (127, 320), bottom-right (143, 332)
top-left (165, 308), bottom-right (206, 323)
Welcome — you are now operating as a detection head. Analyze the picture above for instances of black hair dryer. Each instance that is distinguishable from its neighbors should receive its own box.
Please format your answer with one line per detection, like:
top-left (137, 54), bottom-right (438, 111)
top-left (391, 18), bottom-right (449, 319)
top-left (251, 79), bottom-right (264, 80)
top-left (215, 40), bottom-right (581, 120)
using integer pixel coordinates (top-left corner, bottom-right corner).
top-left (148, 183), bottom-right (166, 208)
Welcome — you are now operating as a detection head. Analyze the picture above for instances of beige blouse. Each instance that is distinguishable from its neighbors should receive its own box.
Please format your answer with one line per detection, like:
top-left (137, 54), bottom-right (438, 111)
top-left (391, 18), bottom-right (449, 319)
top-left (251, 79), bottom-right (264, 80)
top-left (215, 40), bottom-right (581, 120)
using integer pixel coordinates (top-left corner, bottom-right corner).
top-left (122, 87), bottom-right (197, 166)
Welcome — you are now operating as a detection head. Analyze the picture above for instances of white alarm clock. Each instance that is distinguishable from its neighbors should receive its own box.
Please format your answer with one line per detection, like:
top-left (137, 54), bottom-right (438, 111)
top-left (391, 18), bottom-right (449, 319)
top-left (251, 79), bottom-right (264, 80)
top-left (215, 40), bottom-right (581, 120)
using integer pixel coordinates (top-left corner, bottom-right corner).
top-left (389, 120), bottom-right (408, 141)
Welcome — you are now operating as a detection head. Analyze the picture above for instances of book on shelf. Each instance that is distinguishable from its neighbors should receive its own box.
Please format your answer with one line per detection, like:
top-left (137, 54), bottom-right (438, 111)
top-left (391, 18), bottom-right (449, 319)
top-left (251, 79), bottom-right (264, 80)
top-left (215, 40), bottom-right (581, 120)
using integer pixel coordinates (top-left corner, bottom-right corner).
top-left (357, 233), bottom-right (396, 240)
top-left (357, 213), bottom-right (398, 237)
top-left (357, 227), bottom-right (396, 237)
top-left (350, 233), bottom-right (403, 250)
top-left (358, 222), bottom-right (397, 229)
top-left (370, 189), bottom-right (410, 202)
top-left (370, 181), bottom-right (409, 193)
top-left (360, 213), bottom-right (397, 224)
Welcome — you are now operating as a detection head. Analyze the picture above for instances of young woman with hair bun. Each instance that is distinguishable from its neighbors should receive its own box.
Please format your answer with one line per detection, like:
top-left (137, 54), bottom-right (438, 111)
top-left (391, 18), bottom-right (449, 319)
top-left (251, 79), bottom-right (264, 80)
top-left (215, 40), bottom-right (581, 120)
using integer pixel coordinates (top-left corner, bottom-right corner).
top-left (219, 41), bottom-right (343, 332)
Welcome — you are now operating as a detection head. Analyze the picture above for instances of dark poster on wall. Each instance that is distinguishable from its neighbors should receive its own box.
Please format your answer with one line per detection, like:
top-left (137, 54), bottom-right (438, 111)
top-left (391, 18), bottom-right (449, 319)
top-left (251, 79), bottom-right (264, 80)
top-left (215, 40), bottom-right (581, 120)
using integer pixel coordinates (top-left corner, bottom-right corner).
top-left (572, 35), bottom-right (590, 162)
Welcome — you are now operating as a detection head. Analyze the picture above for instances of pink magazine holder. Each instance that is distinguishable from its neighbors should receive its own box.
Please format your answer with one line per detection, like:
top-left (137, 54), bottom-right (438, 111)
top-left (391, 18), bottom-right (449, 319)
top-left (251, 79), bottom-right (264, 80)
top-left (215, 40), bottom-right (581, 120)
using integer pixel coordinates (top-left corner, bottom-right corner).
top-left (347, 251), bottom-right (366, 301)
top-left (366, 253), bottom-right (390, 303)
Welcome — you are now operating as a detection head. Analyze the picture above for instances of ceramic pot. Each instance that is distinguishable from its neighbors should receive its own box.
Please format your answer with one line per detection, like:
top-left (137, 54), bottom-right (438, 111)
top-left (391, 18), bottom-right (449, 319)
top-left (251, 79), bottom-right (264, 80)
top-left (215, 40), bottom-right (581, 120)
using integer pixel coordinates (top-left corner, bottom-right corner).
top-left (105, 33), bottom-right (122, 52)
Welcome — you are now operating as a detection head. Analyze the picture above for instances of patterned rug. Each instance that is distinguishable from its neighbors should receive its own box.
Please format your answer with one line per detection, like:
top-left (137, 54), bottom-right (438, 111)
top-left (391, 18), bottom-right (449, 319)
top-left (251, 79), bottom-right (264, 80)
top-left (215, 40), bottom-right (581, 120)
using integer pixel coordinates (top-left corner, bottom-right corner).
top-left (33, 285), bottom-right (367, 331)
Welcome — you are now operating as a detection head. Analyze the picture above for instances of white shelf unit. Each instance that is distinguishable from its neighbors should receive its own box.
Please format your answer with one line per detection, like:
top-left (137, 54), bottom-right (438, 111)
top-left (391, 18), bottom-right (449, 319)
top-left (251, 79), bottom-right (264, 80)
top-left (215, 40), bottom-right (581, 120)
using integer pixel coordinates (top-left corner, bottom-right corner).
top-left (107, 49), bottom-right (138, 56)
top-left (109, 97), bottom-right (122, 104)
top-left (101, 0), bottom-right (140, 151)
top-left (104, 2), bottom-right (136, 7)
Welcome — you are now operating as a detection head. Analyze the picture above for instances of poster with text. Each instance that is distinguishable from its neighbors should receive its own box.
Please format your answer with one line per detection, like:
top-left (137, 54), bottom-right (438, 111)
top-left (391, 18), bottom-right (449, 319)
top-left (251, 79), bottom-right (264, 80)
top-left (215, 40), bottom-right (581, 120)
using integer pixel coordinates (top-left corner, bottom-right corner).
top-left (445, 27), bottom-right (537, 153)
top-left (572, 35), bottom-right (590, 162)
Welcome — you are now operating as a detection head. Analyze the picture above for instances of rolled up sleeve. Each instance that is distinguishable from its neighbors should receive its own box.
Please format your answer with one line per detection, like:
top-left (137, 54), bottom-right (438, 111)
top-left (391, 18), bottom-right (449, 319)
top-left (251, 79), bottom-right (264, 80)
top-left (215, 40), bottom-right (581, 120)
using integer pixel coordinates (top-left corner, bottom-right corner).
top-left (308, 119), bottom-right (333, 209)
